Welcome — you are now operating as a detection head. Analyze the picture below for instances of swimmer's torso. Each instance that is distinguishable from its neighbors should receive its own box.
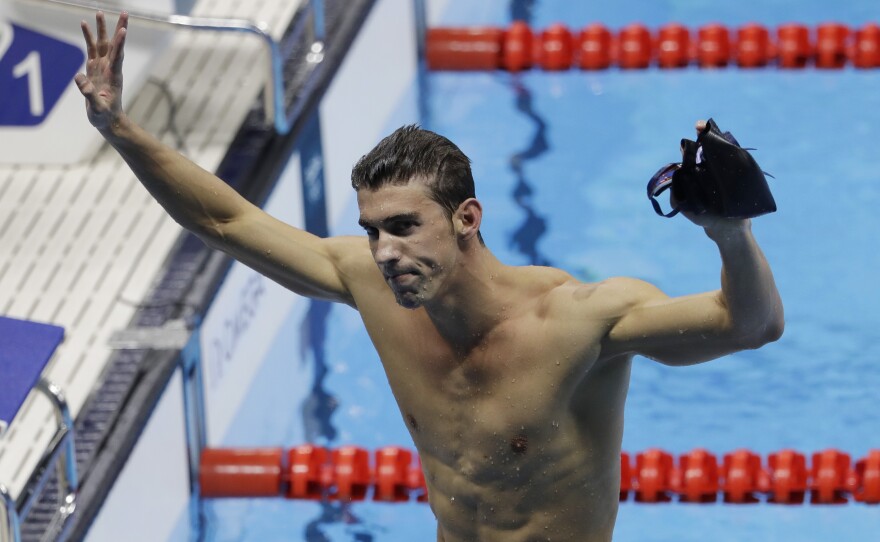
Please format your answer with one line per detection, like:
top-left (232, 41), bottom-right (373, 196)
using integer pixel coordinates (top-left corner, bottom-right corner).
top-left (339, 246), bottom-right (634, 542)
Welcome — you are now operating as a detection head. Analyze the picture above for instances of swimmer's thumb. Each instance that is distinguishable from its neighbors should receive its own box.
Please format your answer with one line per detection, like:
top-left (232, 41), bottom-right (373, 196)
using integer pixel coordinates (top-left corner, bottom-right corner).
top-left (74, 73), bottom-right (98, 102)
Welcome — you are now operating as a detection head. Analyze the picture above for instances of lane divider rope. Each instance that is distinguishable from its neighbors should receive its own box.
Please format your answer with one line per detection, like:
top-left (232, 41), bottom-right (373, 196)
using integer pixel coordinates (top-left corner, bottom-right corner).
top-left (425, 22), bottom-right (880, 71)
top-left (199, 445), bottom-right (880, 505)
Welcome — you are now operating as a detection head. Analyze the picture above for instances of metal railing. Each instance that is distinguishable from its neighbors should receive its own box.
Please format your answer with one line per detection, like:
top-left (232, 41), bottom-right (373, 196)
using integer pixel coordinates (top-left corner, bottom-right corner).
top-left (16, 0), bottom-right (328, 134)
top-left (3, 1), bottom-right (326, 540)
top-left (1, 486), bottom-right (21, 542)
top-left (1, 379), bottom-right (78, 542)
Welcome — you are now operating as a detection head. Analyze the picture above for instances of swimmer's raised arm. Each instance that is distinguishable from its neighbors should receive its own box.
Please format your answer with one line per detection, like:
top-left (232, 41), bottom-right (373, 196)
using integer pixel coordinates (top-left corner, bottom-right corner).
top-left (75, 12), bottom-right (358, 306)
top-left (598, 217), bottom-right (784, 366)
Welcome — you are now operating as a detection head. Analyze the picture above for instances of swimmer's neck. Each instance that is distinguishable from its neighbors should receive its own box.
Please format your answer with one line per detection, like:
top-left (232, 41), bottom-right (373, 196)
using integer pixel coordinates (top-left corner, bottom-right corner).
top-left (422, 247), bottom-right (515, 352)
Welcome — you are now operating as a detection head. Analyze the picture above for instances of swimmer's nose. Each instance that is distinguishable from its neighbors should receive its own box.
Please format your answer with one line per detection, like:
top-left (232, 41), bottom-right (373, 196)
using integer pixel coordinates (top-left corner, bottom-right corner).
top-left (373, 233), bottom-right (402, 266)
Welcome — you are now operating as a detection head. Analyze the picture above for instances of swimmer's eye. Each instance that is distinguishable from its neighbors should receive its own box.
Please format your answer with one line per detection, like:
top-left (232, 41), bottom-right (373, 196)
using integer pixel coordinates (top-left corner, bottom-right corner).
top-left (388, 221), bottom-right (418, 236)
top-left (361, 218), bottom-right (419, 239)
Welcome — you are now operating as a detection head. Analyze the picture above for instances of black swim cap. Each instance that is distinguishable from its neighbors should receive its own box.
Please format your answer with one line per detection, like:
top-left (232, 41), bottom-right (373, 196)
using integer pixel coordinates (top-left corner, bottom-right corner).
top-left (648, 119), bottom-right (776, 219)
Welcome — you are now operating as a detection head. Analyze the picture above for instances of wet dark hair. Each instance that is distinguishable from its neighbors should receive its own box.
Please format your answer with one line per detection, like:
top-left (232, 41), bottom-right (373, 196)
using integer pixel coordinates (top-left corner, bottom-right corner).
top-left (351, 125), bottom-right (476, 220)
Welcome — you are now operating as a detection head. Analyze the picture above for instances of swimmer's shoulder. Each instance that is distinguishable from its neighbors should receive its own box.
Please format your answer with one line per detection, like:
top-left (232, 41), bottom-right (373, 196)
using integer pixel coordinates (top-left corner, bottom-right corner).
top-left (540, 271), bottom-right (666, 319)
top-left (323, 235), bottom-right (384, 285)
top-left (323, 234), bottom-right (371, 260)
top-left (506, 266), bottom-right (667, 316)
top-left (508, 265), bottom-right (574, 297)
top-left (592, 276), bottom-right (665, 301)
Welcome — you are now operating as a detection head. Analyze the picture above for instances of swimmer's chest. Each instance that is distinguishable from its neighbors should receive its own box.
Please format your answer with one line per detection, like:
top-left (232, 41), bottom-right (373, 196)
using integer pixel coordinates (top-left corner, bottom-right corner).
top-left (370, 308), bottom-right (603, 407)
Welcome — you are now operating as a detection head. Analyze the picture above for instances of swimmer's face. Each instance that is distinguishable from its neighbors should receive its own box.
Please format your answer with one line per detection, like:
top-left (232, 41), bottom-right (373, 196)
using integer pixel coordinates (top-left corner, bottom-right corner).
top-left (357, 180), bottom-right (458, 309)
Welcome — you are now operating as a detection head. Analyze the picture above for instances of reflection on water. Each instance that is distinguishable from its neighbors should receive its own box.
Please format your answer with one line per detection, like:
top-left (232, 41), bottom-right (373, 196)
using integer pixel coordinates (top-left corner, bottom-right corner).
top-left (508, 78), bottom-right (553, 267)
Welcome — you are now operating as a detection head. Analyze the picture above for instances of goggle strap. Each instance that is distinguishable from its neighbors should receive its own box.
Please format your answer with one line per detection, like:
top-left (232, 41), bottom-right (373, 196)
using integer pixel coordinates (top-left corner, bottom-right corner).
top-left (649, 184), bottom-right (680, 218)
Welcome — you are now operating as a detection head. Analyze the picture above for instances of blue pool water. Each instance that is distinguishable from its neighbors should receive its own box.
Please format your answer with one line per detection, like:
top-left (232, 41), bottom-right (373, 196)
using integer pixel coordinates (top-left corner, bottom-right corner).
top-left (199, 1), bottom-right (880, 540)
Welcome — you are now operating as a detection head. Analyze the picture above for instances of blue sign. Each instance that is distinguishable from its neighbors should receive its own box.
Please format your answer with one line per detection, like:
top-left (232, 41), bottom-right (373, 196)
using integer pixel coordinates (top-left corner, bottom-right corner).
top-left (0, 22), bottom-right (84, 126)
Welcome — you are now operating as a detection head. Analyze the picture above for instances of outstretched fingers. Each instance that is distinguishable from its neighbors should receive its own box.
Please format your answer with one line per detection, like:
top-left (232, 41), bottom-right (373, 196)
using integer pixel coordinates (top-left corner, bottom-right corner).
top-left (108, 13), bottom-right (128, 72)
top-left (114, 11), bottom-right (129, 36)
top-left (81, 12), bottom-right (127, 65)
top-left (96, 11), bottom-right (109, 56)
top-left (75, 11), bottom-right (128, 128)
top-left (81, 20), bottom-right (96, 59)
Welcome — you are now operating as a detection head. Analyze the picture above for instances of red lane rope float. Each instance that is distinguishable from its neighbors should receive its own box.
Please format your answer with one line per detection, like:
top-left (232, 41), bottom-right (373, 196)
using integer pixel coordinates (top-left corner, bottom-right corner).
top-left (736, 23), bottom-right (773, 68)
top-left (537, 23), bottom-right (575, 71)
top-left (618, 23), bottom-right (653, 69)
top-left (657, 23), bottom-right (691, 69)
top-left (200, 447), bottom-right (285, 498)
top-left (578, 24), bottom-right (613, 70)
top-left (199, 446), bottom-right (880, 505)
top-left (426, 22), bottom-right (880, 71)
top-left (425, 27), bottom-right (504, 71)
top-left (854, 23), bottom-right (880, 68)
top-left (722, 449), bottom-right (764, 503)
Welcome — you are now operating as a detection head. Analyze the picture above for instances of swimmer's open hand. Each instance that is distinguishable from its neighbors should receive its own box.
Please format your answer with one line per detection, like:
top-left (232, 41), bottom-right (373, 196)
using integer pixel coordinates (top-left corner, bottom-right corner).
top-left (75, 12), bottom-right (128, 132)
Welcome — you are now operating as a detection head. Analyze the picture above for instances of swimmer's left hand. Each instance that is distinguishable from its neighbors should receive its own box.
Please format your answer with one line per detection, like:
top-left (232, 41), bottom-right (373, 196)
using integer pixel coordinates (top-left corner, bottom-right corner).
top-left (670, 191), bottom-right (747, 231)
top-left (673, 119), bottom-right (749, 231)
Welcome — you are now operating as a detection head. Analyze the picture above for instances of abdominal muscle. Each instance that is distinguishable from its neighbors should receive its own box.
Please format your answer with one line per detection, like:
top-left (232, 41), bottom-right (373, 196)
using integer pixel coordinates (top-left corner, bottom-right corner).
top-left (365, 334), bottom-right (626, 539)
top-left (415, 414), bottom-right (621, 542)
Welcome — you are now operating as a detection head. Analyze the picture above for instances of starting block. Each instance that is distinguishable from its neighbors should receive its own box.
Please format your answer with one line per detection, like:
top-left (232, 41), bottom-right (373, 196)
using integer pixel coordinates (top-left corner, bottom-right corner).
top-left (1, 316), bottom-right (75, 542)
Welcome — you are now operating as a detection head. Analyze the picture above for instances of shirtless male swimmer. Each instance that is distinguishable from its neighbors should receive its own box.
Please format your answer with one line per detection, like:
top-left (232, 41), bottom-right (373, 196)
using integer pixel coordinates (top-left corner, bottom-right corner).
top-left (74, 12), bottom-right (784, 542)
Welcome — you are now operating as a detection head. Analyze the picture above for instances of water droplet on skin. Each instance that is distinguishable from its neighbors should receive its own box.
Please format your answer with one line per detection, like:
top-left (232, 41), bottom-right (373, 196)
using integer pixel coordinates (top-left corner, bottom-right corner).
top-left (511, 378), bottom-right (516, 383)
top-left (555, 361), bottom-right (560, 366)
top-left (450, 496), bottom-right (455, 502)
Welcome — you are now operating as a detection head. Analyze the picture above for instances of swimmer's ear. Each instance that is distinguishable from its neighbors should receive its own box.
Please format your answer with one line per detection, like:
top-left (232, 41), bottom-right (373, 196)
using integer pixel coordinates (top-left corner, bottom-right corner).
top-left (454, 198), bottom-right (482, 241)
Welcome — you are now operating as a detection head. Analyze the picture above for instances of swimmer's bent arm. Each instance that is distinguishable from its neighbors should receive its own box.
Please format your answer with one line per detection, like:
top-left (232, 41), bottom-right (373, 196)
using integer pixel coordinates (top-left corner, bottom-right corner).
top-left (75, 12), bottom-right (358, 306)
top-left (599, 220), bottom-right (784, 366)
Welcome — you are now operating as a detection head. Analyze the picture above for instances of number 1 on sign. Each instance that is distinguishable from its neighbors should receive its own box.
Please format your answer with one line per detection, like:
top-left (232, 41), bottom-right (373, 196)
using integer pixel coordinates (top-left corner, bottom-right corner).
top-left (13, 51), bottom-right (45, 117)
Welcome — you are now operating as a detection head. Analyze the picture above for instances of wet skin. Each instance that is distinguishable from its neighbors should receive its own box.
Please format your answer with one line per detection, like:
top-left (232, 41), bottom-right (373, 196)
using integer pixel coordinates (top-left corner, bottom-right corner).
top-left (344, 183), bottom-right (634, 541)
top-left (74, 14), bottom-right (783, 539)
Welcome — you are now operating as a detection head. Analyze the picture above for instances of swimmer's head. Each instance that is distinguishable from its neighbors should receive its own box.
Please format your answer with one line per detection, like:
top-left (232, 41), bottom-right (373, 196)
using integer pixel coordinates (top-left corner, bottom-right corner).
top-left (355, 127), bottom-right (489, 309)
top-left (357, 180), bottom-right (481, 309)
top-left (351, 125), bottom-right (479, 231)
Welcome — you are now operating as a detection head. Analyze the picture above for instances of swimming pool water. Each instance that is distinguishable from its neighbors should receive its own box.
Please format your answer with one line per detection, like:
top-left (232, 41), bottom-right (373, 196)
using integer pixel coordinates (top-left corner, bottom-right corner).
top-left (201, 1), bottom-right (880, 540)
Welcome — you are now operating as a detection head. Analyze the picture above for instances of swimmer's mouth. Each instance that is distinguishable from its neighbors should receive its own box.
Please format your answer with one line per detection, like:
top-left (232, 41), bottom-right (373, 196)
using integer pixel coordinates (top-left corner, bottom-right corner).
top-left (386, 270), bottom-right (419, 283)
